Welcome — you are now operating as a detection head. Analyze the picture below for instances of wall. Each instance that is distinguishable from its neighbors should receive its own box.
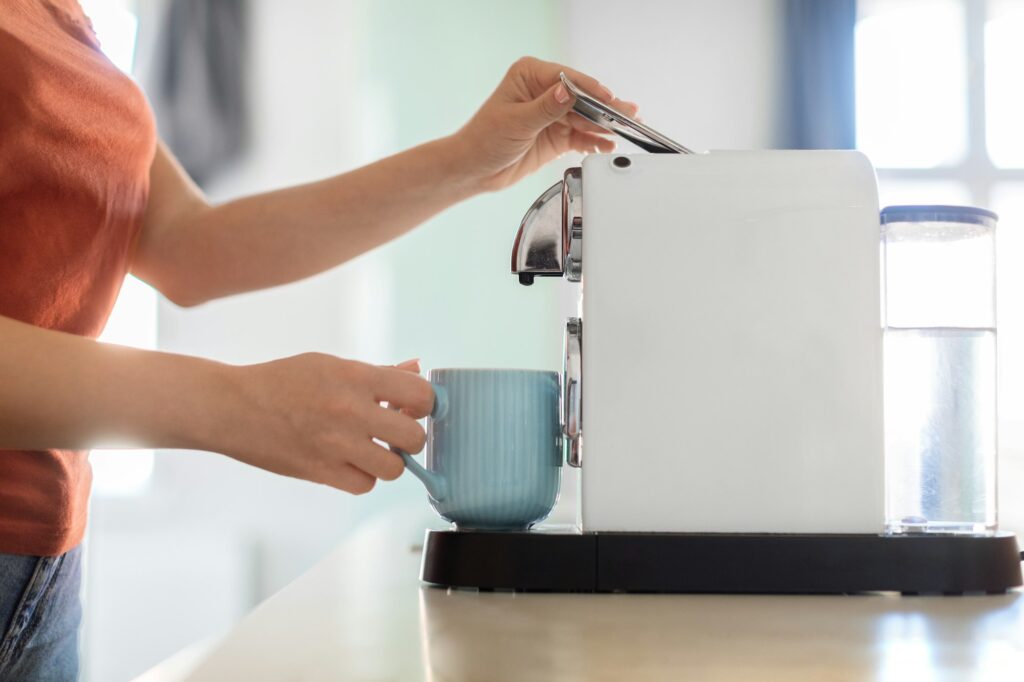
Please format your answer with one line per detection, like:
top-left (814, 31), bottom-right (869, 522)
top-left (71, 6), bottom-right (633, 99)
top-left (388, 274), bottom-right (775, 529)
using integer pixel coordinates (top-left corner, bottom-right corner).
top-left (565, 0), bottom-right (786, 153)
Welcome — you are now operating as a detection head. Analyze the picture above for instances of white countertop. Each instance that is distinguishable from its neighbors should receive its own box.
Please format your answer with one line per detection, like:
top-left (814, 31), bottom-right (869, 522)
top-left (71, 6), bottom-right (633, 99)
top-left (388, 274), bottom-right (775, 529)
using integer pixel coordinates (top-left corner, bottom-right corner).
top-left (140, 517), bottom-right (1024, 682)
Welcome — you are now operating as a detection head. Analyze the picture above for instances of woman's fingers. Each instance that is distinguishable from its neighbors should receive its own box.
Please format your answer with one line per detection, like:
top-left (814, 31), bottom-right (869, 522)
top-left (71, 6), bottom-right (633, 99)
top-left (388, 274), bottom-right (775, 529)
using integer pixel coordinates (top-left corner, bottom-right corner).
top-left (521, 58), bottom-right (609, 102)
top-left (371, 365), bottom-right (434, 418)
top-left (523, 58), bottom-right (637, 111)
top-left (319, 462), bottom-right (378, 495)
top-left (619, 101), bottom-right (640, 117)
top-left (365, 402), bottom-right (426, 454)
top-left (229, 353), bottom-right (433, 494)
top-left (347, 440), bottom-right (406, 482)
top-left (394, 358), bottom-right (421, 373)
top-left (515, 58), bottom-right (639, 132)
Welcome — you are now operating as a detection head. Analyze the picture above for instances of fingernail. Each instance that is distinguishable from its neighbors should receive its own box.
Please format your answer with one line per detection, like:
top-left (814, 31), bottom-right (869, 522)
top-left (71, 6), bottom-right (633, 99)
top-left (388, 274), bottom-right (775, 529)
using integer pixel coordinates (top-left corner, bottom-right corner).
top-left (598, 84), bottom-right (614, 100)
top-left (554, 84), bottom-right (570, 104)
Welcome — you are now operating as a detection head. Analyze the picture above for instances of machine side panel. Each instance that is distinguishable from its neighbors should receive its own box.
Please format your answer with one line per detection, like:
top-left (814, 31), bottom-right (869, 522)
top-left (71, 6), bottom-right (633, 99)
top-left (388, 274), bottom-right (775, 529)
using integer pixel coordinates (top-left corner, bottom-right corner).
top-left (579, 151), bottom-right (884, 533)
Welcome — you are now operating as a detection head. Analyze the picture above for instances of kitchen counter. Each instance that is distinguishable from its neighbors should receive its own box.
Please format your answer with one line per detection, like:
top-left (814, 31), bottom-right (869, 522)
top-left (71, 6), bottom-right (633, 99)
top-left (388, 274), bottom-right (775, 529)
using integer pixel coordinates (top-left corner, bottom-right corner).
top-left (141, 516), bottom-right (1024, 682)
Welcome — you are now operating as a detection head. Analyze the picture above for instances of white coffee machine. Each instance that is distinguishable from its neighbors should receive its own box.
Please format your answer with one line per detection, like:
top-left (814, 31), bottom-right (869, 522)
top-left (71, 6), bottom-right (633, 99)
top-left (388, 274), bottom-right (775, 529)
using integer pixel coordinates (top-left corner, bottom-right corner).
top-left (518, 149), bottom-right (884, 536)
top-left (419, 75), bottom-right (1021, 594)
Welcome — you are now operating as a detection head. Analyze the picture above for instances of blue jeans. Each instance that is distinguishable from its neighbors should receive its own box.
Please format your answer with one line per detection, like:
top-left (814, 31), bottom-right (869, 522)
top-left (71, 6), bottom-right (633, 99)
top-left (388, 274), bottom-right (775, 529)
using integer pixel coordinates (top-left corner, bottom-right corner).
top-left (0, 546), bottom-right (82, 681)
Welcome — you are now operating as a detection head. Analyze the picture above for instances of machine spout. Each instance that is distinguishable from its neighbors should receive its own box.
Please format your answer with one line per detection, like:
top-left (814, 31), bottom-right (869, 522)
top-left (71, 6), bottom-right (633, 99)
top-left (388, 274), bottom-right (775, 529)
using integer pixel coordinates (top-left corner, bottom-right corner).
top-left (510, 179), bottom-right (566, 284)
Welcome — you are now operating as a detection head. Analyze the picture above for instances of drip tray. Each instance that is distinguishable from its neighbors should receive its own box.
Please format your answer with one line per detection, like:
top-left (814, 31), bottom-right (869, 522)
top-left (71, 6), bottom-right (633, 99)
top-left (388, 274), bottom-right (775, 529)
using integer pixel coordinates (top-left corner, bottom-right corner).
top-left (421, 529), bottom-right (1022, 594)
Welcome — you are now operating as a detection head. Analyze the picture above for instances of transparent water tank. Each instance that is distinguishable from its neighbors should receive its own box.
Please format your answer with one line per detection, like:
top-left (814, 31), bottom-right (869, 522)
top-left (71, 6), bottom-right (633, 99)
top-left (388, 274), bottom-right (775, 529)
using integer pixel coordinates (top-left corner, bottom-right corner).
top-left (882, 205), bottom-right (998, 534)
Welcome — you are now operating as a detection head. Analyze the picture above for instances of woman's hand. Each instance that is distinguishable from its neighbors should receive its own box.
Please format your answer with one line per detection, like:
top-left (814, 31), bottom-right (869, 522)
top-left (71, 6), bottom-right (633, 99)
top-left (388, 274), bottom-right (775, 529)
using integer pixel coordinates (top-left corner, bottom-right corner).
top-left (455, 56), bottom-right (640, 193)
top-left (220, 354), bottom-right (434, 494)
top-left (0, 315), bottom-right (428, 496)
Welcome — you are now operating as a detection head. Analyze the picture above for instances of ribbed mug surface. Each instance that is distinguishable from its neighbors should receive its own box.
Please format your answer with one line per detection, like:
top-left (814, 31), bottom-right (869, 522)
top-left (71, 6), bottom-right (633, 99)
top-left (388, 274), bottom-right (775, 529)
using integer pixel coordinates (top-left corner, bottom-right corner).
top-left (425, 369), bottom-right (561, 530)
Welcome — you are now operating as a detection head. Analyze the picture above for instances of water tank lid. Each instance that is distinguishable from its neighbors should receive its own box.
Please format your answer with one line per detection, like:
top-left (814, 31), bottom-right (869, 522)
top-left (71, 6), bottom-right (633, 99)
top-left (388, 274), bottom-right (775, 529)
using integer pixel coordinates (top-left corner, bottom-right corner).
top-left (881, 205), bottom-right (998, 225)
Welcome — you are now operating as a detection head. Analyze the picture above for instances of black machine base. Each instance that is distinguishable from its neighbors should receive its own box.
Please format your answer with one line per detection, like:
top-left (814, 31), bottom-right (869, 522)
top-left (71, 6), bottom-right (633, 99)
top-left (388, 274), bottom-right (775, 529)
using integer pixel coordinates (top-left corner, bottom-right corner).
top-left (421, 529), bottom-right (1023, 594)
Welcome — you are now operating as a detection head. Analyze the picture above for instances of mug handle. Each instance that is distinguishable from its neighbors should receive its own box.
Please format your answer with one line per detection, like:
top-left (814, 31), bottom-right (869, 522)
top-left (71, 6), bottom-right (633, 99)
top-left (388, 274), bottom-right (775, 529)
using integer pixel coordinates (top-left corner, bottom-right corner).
top-left (391, 383), bottom-right (449, 501)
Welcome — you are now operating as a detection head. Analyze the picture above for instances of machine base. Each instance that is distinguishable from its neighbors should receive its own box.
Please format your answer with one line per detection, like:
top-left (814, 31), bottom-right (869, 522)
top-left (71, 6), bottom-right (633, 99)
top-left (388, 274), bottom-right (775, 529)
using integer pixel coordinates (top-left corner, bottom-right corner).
top-left (420, 529), bottom-right (1023, 594)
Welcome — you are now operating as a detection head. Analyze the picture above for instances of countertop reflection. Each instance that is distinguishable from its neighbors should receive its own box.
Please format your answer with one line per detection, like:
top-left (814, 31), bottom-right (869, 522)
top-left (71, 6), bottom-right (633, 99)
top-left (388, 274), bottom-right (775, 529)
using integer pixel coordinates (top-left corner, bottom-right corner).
top-left (144, 515), bottom-right (1024, 682)
top-left (419, 586), bottom-right (1021, 681)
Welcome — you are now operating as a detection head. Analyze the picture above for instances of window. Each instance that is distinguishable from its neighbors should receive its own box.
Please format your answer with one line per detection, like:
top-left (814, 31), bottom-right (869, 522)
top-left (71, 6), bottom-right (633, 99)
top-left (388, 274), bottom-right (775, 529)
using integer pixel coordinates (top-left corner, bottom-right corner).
top-left (856, 0), bottom-right (1024, 206)
top-left (856, 0), bottom-right (1024, 529)
top-left (855, 0), bottom-right (967, 172)
top-left (79, 0), bottom-right (157, 496)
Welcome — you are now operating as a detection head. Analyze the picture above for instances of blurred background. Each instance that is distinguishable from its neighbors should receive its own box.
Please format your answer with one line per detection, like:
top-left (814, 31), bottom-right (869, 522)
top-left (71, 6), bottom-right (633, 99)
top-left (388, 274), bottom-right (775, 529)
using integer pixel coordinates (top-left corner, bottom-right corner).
top-left (75, 0), bottom-right (1024, 678)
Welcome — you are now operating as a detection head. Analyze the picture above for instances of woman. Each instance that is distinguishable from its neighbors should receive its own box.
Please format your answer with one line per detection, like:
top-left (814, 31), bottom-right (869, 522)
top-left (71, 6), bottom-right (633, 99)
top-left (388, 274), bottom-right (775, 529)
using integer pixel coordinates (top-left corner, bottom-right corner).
top-left (0, 0), bottom-right (637, 678)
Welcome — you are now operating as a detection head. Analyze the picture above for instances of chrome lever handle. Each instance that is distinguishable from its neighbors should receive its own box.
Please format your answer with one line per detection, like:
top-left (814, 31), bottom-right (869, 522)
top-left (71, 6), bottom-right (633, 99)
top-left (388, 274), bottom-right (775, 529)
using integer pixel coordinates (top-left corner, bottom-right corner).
top-left (563, 317), bottom-right (582, 467)
top-left (560, 72), bottom-right (694, 155)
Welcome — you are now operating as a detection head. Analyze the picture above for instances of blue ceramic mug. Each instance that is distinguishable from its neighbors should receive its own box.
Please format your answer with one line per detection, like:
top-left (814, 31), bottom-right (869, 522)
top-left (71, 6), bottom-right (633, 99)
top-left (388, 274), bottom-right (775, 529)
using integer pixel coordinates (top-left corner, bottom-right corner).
top-left (398, 368), bottom-right (562, 530)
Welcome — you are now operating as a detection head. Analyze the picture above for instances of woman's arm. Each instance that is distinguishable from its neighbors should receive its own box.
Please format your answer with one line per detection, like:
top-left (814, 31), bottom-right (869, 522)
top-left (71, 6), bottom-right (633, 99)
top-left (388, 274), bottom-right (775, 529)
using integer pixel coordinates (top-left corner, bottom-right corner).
top-left (133, 135), bottom-right (478, 306)
top-left (0, 314), bottom-right (433, 493)
top-left (132, 58), bottom-right (636, 306)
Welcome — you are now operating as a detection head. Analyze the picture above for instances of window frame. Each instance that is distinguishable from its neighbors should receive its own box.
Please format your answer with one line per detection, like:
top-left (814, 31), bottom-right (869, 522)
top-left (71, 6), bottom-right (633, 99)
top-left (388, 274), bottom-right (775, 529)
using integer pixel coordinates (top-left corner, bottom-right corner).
top-left (862, 0), bottom-right (1024, 205)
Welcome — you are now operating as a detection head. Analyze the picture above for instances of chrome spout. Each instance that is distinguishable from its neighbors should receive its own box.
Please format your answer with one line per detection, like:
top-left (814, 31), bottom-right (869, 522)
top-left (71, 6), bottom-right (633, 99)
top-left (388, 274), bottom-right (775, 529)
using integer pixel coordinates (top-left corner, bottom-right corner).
top-left (510, 167), bottom-right (582, 285)
top-left (511, 180), bottom-right (565, 284)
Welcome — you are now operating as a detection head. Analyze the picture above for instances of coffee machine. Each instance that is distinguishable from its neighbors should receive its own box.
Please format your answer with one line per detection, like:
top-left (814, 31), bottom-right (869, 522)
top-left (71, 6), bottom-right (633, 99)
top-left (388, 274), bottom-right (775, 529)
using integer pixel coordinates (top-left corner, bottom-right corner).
top-left (419, 75), bottom-right (1022, 594)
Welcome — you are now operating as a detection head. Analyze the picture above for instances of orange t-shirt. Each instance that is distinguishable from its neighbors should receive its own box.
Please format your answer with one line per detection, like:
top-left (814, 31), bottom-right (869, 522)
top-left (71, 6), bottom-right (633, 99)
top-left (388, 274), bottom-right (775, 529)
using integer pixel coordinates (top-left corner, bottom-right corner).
top-left (0, 0), bottom-right (157, 556)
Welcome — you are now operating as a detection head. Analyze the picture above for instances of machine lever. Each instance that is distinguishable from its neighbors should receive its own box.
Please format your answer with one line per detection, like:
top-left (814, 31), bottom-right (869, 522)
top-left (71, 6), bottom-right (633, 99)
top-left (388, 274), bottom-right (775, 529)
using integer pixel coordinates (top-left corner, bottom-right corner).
top-left (563, 317), bottom-right (583, 467)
